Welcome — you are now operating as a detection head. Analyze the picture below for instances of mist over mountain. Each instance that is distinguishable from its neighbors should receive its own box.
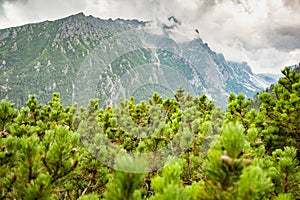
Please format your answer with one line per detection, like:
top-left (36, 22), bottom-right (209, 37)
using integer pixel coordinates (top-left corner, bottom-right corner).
top-left (0, 13), bottom-right (279, 108)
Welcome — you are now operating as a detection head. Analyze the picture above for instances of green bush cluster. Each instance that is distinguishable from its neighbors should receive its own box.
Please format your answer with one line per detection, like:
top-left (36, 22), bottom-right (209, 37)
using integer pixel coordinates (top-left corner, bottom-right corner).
top-left (0, 67), bottom-right (299, 199)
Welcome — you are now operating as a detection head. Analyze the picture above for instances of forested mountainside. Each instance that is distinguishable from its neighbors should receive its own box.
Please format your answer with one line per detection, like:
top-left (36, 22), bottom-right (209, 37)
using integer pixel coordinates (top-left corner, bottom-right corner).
top-left (0, 13), bottom-right (278, 108)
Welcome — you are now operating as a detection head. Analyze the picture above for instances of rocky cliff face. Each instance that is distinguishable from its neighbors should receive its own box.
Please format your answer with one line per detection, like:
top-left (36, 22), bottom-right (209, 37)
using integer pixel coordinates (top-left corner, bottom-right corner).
top-left (0, 13), bottom-right (278, 108)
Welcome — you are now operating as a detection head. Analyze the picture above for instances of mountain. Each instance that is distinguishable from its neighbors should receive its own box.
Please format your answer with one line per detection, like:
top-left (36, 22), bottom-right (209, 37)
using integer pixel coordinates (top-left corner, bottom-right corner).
top-left (289, 63), bottom-right (300, 73)
top-left (0, 13), bottom-right (278, 108)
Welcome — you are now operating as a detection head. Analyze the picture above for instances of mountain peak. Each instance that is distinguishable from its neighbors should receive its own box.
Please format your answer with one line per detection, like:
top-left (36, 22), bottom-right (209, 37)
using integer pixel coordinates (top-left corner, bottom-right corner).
top-left (65, 12), bottom-right (87, 21)
top-left (0, 14), bottom-right (279, 108)
top-left (71, 12), bottom-right (86, 17)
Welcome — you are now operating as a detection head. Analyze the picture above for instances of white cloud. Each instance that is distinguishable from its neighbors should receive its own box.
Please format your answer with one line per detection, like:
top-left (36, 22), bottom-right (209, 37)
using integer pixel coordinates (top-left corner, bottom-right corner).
top-left (0, 0), bottom-right (86, 27)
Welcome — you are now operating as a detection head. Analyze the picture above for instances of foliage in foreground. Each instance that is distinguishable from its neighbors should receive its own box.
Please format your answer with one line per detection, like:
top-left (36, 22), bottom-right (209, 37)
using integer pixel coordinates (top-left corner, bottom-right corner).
top-left (0, 67), bottom-right (299, 199)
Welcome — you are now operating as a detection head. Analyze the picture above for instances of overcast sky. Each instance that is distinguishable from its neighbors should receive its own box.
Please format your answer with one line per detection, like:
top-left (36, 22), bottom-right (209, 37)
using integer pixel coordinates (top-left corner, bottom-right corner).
top-left (0, 0), bottom-right (299, 74)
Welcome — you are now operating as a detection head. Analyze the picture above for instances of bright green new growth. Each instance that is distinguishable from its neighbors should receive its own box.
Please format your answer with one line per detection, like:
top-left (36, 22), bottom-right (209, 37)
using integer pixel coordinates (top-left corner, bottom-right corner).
top-left (0, 67), bottom-right (299, 199)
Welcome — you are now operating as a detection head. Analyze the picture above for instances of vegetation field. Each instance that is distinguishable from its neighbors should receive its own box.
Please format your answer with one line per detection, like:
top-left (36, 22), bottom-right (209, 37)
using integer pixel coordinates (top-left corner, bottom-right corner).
top-left (0, 67), bottom-right (299, 199)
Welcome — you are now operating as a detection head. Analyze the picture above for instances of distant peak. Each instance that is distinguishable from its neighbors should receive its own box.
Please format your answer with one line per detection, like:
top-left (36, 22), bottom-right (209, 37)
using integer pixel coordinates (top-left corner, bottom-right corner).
top-left (75, 12), bottom-right (85, 16)
top-left (69, 12), bottom-right (86, 19)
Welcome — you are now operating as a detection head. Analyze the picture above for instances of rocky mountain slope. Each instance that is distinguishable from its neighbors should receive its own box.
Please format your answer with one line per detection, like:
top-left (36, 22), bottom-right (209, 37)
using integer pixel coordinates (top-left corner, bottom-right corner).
top-left (0, 13), bottom-right (278, 108)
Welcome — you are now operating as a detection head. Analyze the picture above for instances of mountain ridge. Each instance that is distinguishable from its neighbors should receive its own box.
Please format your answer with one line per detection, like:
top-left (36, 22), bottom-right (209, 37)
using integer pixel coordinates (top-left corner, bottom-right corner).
top-left (0, 12), bottom-right (279, 108)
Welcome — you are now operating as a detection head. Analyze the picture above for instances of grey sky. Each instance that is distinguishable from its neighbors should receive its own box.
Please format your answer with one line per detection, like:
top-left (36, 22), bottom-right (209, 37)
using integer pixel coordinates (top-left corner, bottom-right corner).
top-left (0, 0), bottom-right (299, 74)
